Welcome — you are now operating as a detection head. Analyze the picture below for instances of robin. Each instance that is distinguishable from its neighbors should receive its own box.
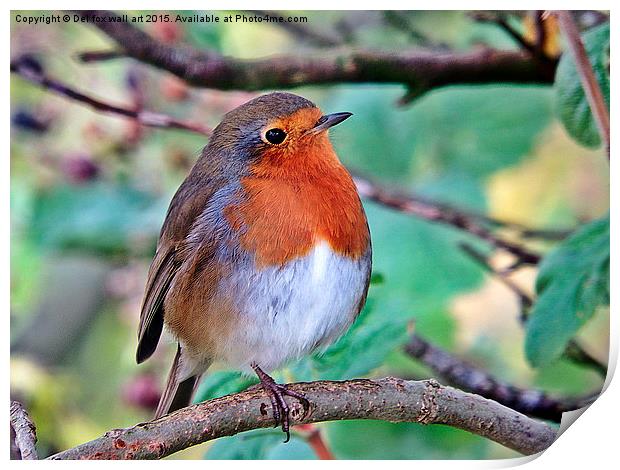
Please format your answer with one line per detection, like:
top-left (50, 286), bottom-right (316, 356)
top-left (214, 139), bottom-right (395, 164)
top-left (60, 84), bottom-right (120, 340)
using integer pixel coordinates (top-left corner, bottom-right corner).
top-left (137, 92), bottom-right (372, 440)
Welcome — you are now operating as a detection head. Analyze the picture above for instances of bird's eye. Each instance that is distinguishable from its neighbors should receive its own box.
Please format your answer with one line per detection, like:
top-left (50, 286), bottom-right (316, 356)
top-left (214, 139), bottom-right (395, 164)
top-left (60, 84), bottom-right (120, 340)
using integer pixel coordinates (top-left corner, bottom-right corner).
top-left (264, 128), bottom-right (287, 145)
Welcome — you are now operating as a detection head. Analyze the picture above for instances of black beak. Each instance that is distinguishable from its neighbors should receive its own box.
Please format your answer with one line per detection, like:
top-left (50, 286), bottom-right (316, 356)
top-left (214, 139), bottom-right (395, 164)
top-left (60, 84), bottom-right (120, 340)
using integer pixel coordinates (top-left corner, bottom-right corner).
top-left (308, 112), bottom-right (353, 134)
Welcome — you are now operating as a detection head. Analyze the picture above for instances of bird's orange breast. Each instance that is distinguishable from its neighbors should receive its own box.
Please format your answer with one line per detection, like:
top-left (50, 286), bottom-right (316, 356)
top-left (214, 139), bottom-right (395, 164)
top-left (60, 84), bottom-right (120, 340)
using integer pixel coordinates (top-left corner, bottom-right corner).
top-left (224, 136), bottom-right (369, 267)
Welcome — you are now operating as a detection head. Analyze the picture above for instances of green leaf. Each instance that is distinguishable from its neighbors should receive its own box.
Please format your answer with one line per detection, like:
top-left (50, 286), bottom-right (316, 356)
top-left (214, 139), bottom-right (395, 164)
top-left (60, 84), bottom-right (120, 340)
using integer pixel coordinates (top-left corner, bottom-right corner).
top-left (555, 23), bottom-right (610, 148)
top-left (330, 85), bottom-right (552, 185)
top-left (325, 420), bottom-right (490, 459)
top-left (369, 271), bottom-right (385, 285)
top-left (205, 428), bottom-right (316, 460)
top-left (291, 296), bottom-right (409, 381)
top-left (264, 437), bottom-right (317, 460)
top-left (525, 214), bottom-right (609, 366)
top-left (193, 370), bottom-right (257, 405)
top-left (205, 430), bottom-right (284, 460)
top-left (28, 183), bottom-right (162, 256)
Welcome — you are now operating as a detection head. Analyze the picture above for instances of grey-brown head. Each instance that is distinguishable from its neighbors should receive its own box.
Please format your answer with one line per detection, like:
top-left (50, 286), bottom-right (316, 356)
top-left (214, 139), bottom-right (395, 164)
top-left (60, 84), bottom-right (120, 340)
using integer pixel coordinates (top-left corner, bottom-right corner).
top-left (205, 92), bottom-right (352, 160)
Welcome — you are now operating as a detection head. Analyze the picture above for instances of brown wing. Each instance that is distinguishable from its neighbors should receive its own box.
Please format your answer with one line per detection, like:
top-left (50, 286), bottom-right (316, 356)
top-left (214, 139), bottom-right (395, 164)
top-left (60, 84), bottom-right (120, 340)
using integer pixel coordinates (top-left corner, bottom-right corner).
top-left (136, 165), bottom-right (223, 364)
top-left (136, 246), bottom-right (177, 363)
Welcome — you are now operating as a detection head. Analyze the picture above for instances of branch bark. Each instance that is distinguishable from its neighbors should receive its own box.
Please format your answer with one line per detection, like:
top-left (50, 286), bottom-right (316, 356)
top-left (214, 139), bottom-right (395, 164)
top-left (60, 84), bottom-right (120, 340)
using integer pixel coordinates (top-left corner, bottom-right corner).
top-left (48, 377), bottom-right (555, 459)
top-left (76, 10), bottom-right (555, 100)
top-left (10, 401), bottom-right (38, 460)
top-left (405, 335), bottom-right (597, 423)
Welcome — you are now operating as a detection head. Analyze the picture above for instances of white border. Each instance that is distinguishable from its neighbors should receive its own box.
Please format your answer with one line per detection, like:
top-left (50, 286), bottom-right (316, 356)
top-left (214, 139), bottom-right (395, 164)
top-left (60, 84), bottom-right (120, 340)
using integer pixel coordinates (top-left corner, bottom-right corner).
top-left (5, 2), bottom-right (616, 467)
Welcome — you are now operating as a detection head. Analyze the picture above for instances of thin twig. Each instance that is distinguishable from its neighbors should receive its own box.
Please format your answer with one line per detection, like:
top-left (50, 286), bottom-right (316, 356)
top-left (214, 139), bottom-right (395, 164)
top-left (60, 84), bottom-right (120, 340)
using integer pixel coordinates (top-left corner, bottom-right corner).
top-left (248, 10), bottom-right (343, 47)
top-left (76, 49), bottom-right (125, 62)
top-left (533, 10), bottom-right (547, 53)
top-left (382, 11), bottom-right (449, 49)
top-left (459, 242), bottom-right (608, 377)
top-left (405, 334), bottom-right (598, 423)
top-left (565, 340), bottom-right (608, 378)
top-left (470, 11), bottom-right (557, 76)
top-left (555, 11), bottom-right (610, 158)
top-left (10, 401), bottom-right (38, 460)
top-left (353, 175), bottom-right (542, 265)
top-left (10, 52), bottom-right (565, 254)
top-left (459, 242), bottom-right (533, 312)
top-left (471, 12), bottom-right (538, 55)
top-left (10, 56), bottom-right (212, 137)
top-left (48, 377), bottom-right (556, 459)
top-left (73, 10), bottom-right (556, 102)
top-left (296, 424), bottom-right (335, 459)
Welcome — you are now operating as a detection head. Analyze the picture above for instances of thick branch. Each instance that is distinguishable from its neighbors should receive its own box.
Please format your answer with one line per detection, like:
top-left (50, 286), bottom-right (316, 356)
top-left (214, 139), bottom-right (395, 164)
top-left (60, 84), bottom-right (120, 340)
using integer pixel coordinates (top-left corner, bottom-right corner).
top-left (48, 377), bottom-right (556, 459)
top-left (10, 401), bottom-right (38, 460)
top-left (556, 11), bottom-right (610, 158)
top-left (10, 56), bottom-right (211, 136)
top-left (76, 10), bottom-right (555, 98)
top-left (405, 335), bottom-right (597, 423)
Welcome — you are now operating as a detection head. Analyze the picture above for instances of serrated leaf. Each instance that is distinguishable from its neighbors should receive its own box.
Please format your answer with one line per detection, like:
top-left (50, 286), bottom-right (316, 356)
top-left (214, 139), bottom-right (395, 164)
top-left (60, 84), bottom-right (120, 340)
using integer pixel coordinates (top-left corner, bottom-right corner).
top-left (555, 22), bottom-right (610, 148)
top-left (525, 214), bottom-right (609, 366)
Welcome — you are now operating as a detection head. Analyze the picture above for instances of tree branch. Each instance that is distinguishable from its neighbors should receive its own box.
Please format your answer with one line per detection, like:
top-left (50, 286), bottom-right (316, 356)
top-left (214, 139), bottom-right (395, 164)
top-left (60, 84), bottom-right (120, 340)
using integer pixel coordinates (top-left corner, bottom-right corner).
top-left (296, 424), bottom-right (335, 459)
top-left (10, 56), bottom-right (211, 136)
top-left (248, 10), bottom-right (344, 47)
top-left (458, 242), bottom-right (533, 314)
top-left (10, 401), bottom-right (38, 460)
top-left (458, 242), bottom-right (608, 377)
top-left (353, 175), bottom-right (542, 264)
top-left (75, 10), bottom-right (555, 100)
top-left (77, 49), bottom-right (125, 62)
top-left (471, 12), bottom-right (538, 55)
top-left (405, 335), bottom-right (597, 423)
top-left (48, 377), bottom-right (556, 459)
top-left (555, 11), bottom-right (610, 158)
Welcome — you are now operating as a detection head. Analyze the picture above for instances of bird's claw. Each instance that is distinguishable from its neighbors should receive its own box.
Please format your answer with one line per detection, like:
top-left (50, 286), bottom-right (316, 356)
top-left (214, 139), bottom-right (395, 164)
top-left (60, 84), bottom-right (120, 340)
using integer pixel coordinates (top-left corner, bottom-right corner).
top-left (252, 365), bottom-right (310, 442)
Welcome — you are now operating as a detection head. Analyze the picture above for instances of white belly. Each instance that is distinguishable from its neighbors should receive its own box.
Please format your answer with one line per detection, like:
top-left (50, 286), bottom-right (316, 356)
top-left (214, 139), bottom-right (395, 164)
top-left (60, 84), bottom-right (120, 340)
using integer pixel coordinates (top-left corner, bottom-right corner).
top-left (214, 241), bottom-right (370, 372)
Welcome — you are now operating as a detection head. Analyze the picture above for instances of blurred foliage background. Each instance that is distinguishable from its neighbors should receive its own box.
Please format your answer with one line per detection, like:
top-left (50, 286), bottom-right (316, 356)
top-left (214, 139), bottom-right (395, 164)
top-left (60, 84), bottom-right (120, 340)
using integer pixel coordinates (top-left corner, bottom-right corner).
top-left (10, 10), bottom-right (609, 459)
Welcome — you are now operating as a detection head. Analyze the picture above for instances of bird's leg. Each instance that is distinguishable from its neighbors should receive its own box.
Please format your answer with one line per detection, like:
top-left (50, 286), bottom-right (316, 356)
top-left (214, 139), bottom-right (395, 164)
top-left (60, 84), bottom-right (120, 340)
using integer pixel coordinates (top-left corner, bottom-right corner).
top-left (251, 363), bottom-right (310, 442)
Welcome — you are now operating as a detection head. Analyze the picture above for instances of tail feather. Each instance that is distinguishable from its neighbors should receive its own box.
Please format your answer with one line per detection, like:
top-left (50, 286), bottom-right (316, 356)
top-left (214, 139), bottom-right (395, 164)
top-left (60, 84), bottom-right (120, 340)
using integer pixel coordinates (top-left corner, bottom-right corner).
top-left (154, 345), bottom-right (203, 419)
